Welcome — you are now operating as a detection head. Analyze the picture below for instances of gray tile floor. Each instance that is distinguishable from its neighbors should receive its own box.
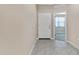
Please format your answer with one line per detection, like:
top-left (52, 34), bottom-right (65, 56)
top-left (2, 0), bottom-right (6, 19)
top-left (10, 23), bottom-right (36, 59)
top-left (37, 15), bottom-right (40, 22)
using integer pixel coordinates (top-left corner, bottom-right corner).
top-left (31, 39), bottom-right (79, 55)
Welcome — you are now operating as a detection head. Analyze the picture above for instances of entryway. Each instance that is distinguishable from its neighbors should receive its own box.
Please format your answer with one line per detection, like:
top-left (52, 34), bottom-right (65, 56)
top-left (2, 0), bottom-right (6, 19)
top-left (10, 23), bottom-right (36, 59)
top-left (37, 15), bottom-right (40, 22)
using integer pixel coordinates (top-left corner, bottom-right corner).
top-left (54, 12), bottom-right (67, 41)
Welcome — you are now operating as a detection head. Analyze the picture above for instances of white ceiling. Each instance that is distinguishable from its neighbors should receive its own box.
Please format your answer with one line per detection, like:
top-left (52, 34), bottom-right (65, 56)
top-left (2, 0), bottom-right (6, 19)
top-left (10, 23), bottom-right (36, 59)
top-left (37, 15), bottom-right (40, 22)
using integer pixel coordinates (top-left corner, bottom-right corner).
top-left (37, 4), bottom-right (68, 6)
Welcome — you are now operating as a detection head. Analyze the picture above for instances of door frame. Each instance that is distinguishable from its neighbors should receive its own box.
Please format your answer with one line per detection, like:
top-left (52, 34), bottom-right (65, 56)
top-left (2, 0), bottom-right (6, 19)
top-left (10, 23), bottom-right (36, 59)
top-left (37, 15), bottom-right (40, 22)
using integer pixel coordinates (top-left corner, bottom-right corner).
top-left (37, 13), bottom-right (52, 39)
top-left (53, 11), bottom-right (68, 41)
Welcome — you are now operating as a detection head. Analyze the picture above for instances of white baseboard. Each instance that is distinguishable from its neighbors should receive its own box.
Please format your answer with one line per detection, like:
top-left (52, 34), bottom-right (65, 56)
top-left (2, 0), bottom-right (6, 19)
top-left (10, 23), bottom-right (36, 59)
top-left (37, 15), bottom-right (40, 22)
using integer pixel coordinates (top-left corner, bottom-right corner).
top-left (28, 39), bottom-right (37, 55)
top-left (36, 38), bottom-right (39, 40)
top-left (67, 41), bottom-right (79, 50)
top-left (50, 38), bottom-right (55, 40)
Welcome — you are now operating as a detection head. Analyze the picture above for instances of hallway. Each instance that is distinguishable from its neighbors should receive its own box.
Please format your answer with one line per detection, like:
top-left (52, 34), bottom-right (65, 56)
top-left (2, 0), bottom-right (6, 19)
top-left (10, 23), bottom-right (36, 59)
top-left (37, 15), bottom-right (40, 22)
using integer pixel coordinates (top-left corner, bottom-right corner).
top-left (31, 39), bottom-right (79, 55)
top-left (0, 4), bottom-right (79, 55)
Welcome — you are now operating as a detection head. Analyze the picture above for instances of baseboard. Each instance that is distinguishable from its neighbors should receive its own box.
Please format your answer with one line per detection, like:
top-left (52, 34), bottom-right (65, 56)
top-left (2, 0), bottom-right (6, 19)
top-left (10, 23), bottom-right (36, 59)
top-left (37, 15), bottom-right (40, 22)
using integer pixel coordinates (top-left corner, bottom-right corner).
top-left (36, 38), bottom-right (39, 40)
top-left (28, 39), bottom-right (37, 55)
top-left (50, 38), bottom-right (55, 40)
top-left (36, 38), bottom-right (54, 40)
top-left (67, 40), bottom-right (79, 50)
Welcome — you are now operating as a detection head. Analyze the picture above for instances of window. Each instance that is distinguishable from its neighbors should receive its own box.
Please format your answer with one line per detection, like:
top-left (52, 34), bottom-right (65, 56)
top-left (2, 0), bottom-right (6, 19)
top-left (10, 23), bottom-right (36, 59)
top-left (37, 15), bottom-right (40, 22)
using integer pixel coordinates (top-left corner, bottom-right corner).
top-left (55, 16), bottom-right (65, 27)
top-left (56, 12), bottom-right (66, 15)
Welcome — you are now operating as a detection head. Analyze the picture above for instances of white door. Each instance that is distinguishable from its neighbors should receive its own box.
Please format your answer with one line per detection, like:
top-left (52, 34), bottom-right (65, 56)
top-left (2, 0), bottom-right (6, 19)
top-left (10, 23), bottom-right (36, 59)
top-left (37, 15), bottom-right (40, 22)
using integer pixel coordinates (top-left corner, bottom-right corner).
top-left (38, 13), bottom-right (51, 38)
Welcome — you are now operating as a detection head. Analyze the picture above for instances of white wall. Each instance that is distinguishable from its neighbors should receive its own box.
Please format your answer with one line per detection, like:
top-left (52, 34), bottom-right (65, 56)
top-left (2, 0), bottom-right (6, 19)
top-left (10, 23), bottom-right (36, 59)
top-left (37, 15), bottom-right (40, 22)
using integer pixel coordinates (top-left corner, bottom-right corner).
top-left (0, 4), bottom-right (37, 54)
top-left (38, 5), bottom-right (53, 13)
top-left (67, 5), bottom-right (79, 49)
top-left (53, 5), bottom-right (67, 14)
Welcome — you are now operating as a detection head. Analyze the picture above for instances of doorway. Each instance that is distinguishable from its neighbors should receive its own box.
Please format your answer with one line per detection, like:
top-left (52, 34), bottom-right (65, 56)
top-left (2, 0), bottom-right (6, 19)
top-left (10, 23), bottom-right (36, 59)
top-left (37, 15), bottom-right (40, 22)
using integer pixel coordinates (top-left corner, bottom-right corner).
top-left (54, 12), bottom-right (67, 41)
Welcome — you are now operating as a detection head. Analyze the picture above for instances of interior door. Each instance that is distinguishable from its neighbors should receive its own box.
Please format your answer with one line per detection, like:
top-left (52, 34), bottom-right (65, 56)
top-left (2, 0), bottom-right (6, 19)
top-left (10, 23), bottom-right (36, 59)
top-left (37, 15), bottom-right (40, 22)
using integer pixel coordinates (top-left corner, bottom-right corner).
top-left (55, 16), bottom-right (65, 41)
top-left (38, 13), bottom-right (51, 38)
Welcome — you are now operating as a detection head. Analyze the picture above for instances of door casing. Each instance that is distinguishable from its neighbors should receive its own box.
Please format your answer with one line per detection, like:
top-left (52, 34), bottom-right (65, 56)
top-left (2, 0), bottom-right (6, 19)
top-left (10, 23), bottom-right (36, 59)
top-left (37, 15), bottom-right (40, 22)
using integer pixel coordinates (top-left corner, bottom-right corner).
top-left (53, 12), bottom-right (68, 41)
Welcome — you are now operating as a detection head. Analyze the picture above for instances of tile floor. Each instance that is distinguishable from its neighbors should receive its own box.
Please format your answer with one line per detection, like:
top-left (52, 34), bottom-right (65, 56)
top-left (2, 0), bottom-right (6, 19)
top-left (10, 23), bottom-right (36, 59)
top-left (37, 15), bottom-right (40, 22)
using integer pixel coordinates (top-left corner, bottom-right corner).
top-left (31, 39), bottom-right (79, 55)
